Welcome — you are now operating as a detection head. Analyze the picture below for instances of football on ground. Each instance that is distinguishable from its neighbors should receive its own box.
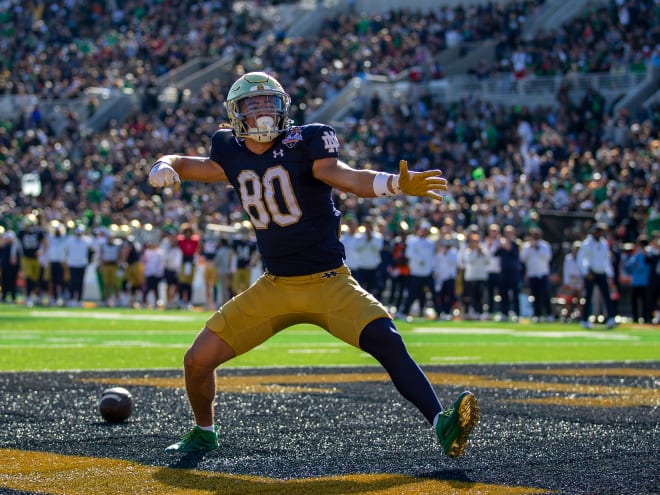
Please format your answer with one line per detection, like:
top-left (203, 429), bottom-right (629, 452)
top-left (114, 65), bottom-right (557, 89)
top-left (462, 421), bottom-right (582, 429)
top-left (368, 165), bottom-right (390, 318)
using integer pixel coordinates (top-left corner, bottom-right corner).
top-left (98, 387), bottom-right (135, 423)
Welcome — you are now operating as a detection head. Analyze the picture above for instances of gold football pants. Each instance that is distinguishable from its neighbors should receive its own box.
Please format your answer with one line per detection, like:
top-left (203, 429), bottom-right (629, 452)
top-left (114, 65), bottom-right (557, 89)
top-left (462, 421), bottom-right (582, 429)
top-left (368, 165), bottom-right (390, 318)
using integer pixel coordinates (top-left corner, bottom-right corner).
top-left (206, 265), bottom-right (389, 355)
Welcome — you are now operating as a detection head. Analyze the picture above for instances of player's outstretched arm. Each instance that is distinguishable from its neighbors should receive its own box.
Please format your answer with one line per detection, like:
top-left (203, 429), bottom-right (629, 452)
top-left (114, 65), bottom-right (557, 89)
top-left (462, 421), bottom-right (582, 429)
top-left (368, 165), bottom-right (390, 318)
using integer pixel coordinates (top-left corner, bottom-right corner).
top-left (313, 158), bottom-right (447, 200)
top-left (148, 155), bottom-right (227, 188)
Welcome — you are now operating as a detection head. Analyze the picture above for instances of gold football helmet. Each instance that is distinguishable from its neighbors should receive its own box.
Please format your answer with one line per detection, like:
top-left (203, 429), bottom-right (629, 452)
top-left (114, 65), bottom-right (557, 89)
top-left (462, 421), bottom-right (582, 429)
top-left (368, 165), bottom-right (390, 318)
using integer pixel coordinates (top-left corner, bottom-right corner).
top-left (225, 72), bottom-right (291, 143)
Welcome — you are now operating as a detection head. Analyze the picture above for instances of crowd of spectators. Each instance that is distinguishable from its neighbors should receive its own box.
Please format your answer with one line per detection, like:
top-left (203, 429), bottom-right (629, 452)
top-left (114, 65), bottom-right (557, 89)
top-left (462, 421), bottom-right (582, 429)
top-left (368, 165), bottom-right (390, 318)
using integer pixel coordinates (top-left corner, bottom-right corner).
top-left (0, 0), bottom-right (659, 320)
top-left (1, 0), bottom-right (273, 99)
top-left (262, 0), bottom-right (547, 102)
top-left (4, 1), bottom-right (655, 128)
top-left (477, 0), bottom-right (658, 78)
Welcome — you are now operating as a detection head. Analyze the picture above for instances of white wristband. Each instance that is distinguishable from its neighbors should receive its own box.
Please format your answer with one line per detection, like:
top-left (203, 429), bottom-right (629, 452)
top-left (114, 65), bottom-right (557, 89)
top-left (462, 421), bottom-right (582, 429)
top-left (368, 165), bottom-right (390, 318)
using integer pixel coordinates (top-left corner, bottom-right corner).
top-left (373, 172), bottom-right (396, 197)
top-left (391, 174), bottom-right (402, 194)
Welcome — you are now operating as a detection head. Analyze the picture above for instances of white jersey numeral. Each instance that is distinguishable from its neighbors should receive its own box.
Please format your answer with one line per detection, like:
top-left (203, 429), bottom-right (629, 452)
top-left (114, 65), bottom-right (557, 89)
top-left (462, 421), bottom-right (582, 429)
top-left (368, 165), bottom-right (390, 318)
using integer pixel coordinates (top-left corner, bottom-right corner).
top-left (237, 166), bottom-right (302, 229)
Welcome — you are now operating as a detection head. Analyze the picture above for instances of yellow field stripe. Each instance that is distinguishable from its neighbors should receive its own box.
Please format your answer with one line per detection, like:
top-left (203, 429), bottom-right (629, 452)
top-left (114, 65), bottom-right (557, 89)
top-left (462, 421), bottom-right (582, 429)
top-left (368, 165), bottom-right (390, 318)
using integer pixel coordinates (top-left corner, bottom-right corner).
top-left (81, 373), bottom-right (390, 394)
top-left (81, 369), bottom-right (660, 408)
top-left (508, 396), bottom-right (654, 407)
top-left (424, 373), bottom-right (659, 408)
top-left (516, 367), bottom-right (660, 377)
top-left (0, 449), bottom-right (549, 495)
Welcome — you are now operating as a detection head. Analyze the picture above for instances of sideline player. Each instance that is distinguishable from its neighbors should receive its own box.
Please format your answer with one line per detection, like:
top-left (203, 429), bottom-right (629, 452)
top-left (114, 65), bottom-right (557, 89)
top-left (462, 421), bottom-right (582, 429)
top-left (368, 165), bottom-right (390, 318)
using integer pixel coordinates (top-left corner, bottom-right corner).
top-left (148, 72), bottom-right (479, 458)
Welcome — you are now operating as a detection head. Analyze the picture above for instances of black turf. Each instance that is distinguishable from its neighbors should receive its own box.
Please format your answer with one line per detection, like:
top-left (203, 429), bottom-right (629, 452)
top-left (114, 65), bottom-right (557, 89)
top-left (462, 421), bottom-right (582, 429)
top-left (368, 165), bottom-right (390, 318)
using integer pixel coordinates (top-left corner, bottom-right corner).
top-left (1, 363), bottom-right (657, 494)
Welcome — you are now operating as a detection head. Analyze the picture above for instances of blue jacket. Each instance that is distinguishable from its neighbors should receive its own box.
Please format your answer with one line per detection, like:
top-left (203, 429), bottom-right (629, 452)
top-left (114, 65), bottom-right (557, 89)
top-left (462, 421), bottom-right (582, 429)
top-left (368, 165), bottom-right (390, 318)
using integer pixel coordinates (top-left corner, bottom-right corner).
top-left (624, 251), bottom-right (650, 287)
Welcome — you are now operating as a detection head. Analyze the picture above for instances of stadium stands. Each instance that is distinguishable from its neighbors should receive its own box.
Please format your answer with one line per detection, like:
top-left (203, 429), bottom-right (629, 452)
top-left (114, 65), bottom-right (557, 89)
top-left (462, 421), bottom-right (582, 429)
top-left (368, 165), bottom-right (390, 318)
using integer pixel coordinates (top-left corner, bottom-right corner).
top-left (0, 0), bottom-right (658, 318)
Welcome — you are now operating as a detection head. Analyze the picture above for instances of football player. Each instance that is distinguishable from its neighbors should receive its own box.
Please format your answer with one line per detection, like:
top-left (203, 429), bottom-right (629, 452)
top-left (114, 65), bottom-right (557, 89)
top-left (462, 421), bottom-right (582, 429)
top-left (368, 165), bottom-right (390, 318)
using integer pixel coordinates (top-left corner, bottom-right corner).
top-left (17, 214), bottom-right (46, 307)
top-left (148, 72), bottom-right (479, 458)
top-left (230, 223), bottom-right (258, 296)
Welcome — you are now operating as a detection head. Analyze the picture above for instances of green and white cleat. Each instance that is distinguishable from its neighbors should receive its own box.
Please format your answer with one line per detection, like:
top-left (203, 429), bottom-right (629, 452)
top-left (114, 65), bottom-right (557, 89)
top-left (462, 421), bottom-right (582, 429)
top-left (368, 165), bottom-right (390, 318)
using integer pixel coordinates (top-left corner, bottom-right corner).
top-left (165, 425), bottom-right (219, 453)
top-left (435, 391), bottom-right (480, 458)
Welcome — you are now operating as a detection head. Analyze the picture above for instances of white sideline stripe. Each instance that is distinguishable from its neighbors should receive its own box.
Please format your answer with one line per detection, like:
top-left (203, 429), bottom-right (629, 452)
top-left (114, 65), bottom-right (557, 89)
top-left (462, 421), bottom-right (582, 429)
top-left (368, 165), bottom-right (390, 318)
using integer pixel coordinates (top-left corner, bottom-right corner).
top-left (287, 349), bottom-right (340, 354)
top-left (0, 328), bottom-right (194, 340)
top-left (412, 327), bottom-right (637, 340)
top-left (25, 310), bottom-right (199, 322)
top-left (0, 343), bottom-right (189, 349)
top-left (430, 356), bottom-right (475, 362)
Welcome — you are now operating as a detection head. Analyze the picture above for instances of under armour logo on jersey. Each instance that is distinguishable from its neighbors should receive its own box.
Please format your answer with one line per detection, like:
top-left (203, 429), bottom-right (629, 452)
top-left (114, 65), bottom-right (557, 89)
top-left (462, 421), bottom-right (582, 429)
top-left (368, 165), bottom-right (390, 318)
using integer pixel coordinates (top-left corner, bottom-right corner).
top-left (272, 149), bottom-right (284, 158)
top-left (321, 131), bottom-right (340, 153)
top-left (321, 271), bottom-right (338, 278)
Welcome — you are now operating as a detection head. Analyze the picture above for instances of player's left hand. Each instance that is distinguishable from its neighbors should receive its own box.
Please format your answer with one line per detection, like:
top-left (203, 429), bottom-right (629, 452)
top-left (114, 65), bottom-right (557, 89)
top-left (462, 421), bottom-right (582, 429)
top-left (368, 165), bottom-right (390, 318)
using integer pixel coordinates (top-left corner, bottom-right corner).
top-left (396, 160), bottom-right (447, 200)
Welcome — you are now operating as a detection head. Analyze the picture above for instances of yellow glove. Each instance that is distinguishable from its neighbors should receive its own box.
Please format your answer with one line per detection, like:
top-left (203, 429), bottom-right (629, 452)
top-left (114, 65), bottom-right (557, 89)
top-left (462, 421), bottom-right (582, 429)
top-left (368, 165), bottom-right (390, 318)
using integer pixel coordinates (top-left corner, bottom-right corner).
top-left (395, 160), bottom-right (447, 200)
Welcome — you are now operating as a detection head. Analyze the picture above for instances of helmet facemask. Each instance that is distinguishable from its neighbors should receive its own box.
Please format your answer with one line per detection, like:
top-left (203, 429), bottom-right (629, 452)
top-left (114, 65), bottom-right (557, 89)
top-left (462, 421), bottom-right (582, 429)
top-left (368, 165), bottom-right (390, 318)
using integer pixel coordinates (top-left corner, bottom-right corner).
top-left (233, 94), bottom-right (286, 143)
top-left (225, 72), bottom-right (291, 143)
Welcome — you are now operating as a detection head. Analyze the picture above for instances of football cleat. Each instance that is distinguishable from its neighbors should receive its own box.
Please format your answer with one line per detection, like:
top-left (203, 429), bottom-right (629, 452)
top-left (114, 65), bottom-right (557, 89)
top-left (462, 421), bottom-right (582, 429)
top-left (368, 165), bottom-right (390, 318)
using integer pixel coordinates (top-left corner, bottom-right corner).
top-left (165, 425), bottom-right (219, 453)
top-left (435, 391), bottom-right (480, 458)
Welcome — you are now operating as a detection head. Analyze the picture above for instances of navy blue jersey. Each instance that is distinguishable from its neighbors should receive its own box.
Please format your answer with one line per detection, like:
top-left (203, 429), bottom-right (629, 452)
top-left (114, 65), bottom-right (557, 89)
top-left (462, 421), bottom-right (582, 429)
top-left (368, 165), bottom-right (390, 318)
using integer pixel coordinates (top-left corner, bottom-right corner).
top-left (18, 229), bottom-right (44, 259)
top-left (210, 124), bottom-right (344, 276)
top-left (232, 238), bottom-right (257, 269)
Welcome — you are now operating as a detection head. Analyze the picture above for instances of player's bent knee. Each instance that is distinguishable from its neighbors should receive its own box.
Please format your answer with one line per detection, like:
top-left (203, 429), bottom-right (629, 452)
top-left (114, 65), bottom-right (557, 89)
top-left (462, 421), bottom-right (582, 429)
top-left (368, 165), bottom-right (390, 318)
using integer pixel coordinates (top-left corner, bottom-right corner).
top-left (182, 347), bottom-right (211, 372)
top-left (359, 317), bottom-right (405, 360)
top-left (183, 327), bottom-right (235, 371)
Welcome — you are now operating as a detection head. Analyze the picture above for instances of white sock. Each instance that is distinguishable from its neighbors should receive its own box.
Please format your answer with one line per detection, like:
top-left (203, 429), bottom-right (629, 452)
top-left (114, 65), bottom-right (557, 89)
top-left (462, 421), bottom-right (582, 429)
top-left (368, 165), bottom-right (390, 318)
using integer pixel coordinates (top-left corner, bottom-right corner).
top-left (198, 425), bottom-right (215, 432)
top-left (432, 412), bottom-right (441, 429)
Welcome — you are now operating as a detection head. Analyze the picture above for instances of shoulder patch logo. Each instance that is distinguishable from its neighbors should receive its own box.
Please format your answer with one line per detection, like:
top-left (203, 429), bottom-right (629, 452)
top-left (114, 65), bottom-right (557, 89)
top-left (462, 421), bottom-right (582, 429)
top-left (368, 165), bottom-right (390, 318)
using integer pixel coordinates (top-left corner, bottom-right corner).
top-left (322, 131), bottom-right (340, 153)
top-left (282, 127), bottom-right (303, 148)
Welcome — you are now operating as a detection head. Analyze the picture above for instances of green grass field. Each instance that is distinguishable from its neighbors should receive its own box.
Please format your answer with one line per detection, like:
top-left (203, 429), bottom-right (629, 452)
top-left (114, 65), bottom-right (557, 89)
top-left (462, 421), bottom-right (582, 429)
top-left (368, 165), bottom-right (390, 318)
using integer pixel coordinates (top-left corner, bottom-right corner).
top-left (1, 305), bottom-right (657, 371)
